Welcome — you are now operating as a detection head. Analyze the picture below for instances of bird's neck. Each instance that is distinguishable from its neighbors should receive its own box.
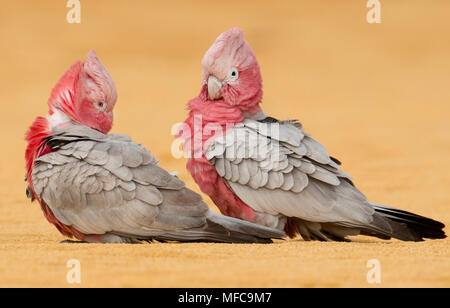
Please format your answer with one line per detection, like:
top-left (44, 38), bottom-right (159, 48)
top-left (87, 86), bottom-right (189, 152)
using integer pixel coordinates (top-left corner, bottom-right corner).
top-left (25, 117), bottom-right (51, 184)
top-left (241, 107), bottom-right (266, 120)
top-left (183, 96), bottom-right (243, 144)
top-left (185, 95), bottom-right (264, 125)
top-left (25, 109), bottom-right (74, 182)
top-left (47, 108), bottom-right (73, 131)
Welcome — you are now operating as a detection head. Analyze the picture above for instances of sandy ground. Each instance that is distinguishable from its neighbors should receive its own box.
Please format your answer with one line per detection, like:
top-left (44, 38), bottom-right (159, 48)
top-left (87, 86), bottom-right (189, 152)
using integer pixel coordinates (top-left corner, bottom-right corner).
top-left (0, 1), bottom-right (449, 287)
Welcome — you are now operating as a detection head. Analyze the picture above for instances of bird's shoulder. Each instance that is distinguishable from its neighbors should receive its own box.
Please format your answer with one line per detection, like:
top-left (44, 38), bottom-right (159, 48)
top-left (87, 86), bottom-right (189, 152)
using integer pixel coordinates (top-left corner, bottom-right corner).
top-left (31, 124), bottom-right (185, 199)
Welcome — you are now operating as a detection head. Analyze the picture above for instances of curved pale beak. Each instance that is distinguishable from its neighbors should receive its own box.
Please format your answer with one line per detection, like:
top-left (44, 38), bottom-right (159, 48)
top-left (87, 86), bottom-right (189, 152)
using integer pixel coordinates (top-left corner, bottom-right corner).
top-left (207, 75), bottom-right (223, 100)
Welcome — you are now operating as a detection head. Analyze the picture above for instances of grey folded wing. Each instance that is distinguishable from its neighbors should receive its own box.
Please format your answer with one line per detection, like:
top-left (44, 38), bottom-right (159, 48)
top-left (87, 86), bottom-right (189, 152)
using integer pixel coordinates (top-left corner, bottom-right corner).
top-left (205, 119), bottom-right (376, 226)
top-left (32, 124), bottom-right (210, 238)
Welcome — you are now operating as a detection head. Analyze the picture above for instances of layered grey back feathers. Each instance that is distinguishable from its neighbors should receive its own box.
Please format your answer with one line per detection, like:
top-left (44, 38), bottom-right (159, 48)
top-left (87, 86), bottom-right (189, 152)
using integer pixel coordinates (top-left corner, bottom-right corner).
top-left (205, 119), bottom-right (423, 241)
top-left (32, 124), bottom-right (284, 243)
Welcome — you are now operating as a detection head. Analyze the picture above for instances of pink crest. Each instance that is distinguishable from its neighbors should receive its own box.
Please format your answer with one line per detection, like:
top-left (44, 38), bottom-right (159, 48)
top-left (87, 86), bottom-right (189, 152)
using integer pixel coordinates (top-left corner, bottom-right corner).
top-left (201, 27), bottom-right (258, 81)
top-left (79, 50), bottom-right (118, 110)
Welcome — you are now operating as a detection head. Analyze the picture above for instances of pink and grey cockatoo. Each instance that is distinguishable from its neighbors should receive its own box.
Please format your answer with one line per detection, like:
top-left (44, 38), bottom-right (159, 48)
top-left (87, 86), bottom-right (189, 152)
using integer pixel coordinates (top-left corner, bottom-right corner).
top-left (179, 27), bottom-right (446, 242)
top-left (25, 50), bottom-right (284, 243)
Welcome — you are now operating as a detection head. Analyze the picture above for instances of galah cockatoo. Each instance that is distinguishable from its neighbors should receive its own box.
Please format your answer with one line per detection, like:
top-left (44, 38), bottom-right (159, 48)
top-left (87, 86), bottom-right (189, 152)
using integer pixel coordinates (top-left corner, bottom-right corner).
top-left (25, 50), bottom-right (284, 243)
top-left (179, 28), bottom-right (446, 242)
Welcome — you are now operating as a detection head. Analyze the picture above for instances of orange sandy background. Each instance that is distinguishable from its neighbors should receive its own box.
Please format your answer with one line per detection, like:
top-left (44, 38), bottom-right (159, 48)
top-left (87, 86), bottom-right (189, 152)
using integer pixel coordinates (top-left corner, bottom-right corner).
top-left (0, 0), bottom-right (449, 287)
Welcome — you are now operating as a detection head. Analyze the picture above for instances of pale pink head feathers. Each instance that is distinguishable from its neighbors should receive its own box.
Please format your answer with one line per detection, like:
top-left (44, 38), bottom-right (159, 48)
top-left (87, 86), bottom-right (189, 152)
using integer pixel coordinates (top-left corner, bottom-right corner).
top-left (48, 50), bottom-right (117, 133)
top-left (201, 27), bottom-right (262, 112)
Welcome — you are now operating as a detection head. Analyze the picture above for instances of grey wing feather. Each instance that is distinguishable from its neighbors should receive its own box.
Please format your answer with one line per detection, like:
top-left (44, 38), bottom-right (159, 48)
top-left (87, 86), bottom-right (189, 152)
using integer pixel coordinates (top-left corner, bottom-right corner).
top-left (32, 124), bottom-right (283, 243)
top-left (32, 125), bottom-right (207, 238)
top-left (205, 119), bottom-right (377, 226)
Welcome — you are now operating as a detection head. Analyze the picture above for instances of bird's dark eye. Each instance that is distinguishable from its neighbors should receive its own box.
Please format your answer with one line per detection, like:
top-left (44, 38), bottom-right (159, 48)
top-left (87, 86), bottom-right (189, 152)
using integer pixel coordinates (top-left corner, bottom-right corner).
top-left (228, 67), bottom-right (239, 81)
top-left (93, 100), bottom-right (107, 111)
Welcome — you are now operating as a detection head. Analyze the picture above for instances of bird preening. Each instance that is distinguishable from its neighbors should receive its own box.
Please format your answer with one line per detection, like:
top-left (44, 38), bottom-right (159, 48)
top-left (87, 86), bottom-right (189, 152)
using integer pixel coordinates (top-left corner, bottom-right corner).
top-left (25, 28), bottom-right (446, 244)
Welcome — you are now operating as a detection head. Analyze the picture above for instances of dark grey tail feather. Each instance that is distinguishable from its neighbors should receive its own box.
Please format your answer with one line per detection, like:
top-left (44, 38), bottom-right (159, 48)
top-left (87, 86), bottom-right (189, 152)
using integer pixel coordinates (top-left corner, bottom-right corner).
top-left (369, 213), bottom-right (423, 241)
top-left (120, 214), bottom-right (286, 244)
top-left (150, 228), bottom-right (274, 244)
top-left (333, 214), bottom-right (422, 242)
top-left (123, 232), bottom-right (273, 244)
top-left (371, 203), bottom-right (446, 240)
top-left (206, 213), bottom-right (286, 243)
top-left (292, 203), bottom-right (445, 242)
